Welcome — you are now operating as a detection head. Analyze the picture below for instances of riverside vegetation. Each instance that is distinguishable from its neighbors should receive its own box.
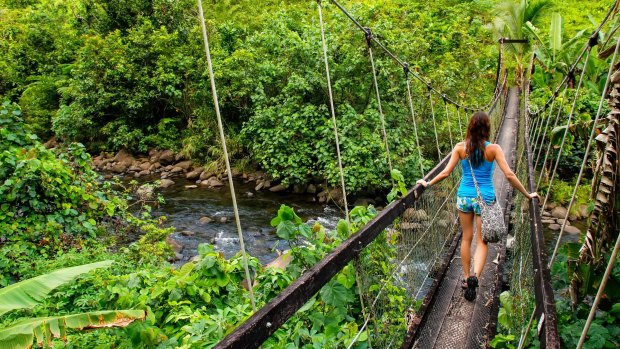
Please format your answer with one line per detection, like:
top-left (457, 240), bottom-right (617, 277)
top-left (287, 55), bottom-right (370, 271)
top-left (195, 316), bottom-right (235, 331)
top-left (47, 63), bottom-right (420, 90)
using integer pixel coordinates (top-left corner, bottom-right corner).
top-left (1, 0), bottom-right (619, 348)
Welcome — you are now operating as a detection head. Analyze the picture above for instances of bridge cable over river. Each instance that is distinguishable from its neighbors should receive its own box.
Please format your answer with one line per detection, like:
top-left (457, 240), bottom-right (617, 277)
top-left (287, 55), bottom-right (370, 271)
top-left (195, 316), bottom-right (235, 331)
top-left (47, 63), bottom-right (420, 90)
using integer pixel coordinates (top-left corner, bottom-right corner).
top-left (195, 0), bottom-right (620, 347)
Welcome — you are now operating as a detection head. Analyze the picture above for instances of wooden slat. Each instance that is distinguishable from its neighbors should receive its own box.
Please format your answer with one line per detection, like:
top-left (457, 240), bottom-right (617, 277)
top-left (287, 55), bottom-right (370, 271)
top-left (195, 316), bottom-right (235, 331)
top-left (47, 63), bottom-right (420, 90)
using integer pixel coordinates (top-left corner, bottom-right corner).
top-left (214, 156), bottom-right (451, 349)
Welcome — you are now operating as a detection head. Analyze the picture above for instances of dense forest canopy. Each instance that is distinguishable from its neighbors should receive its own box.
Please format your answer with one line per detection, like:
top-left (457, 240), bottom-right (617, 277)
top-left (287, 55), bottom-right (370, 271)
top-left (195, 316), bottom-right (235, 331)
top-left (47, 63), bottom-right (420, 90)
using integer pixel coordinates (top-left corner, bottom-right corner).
top-left (1, 0), bottom-right (618, 348)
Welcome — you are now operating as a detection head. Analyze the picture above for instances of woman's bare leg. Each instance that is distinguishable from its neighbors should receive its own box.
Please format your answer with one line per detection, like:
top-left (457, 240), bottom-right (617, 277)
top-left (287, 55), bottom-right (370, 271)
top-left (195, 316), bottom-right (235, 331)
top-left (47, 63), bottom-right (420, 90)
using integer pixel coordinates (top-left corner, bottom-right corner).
top-left (458, 211), bottom-right (474, 278)
top-left (473, 214), bottom-right (488, 278)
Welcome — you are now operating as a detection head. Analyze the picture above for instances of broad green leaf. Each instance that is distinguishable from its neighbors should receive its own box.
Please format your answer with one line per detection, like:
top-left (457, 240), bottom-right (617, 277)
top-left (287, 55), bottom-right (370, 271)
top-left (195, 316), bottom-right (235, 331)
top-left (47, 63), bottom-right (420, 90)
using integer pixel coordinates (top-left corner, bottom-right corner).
top-left (319, 281), bottom-right (353, 307)
top-left (276, 220), bottom-right (297, 240)
top-left (0, 260), bottom-right (113, 316)
top-left (0, 310), bottom-right (145, 349)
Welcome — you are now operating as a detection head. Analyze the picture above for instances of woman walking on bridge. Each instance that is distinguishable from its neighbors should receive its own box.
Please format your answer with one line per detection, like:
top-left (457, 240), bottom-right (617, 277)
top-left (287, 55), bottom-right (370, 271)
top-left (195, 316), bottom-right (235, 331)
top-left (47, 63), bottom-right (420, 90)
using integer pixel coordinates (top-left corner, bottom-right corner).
top-left (417, 111), bottom-right (538, 301)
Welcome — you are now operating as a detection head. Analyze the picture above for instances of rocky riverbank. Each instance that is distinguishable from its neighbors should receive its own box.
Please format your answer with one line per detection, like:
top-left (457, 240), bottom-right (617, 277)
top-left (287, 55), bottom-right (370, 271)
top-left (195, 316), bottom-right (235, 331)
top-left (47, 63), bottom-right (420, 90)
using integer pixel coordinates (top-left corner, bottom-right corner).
top-left (91, 149), bottom-right (367, 206)
top-left (540, 202), bottom-right (588, 235)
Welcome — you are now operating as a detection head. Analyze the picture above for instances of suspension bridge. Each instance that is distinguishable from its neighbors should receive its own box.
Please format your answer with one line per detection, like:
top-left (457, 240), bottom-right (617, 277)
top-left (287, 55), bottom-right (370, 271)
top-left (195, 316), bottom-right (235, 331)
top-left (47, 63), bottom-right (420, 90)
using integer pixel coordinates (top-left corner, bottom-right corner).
top-left (195, 0), bottom-right (620, 348)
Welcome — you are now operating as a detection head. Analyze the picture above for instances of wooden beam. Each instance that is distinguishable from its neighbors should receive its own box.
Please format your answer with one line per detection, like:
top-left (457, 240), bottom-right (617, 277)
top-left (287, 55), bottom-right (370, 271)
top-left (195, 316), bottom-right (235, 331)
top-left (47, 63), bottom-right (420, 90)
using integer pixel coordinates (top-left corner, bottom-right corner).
top-left (214, 155), bottom-right (452, 349)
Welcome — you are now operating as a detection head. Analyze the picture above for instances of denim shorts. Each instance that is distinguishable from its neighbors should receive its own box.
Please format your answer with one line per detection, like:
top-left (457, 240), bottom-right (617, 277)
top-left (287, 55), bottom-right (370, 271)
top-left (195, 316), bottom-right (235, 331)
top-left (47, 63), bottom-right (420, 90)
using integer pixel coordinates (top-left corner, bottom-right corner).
top-left (456, 196), bottom-right (481, 215)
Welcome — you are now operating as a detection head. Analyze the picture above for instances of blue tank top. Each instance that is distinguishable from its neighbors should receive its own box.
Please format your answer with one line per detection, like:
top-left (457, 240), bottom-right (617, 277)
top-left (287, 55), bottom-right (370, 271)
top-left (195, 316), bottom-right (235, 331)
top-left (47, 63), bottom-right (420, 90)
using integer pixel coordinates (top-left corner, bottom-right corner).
top-left (457, 141), bottom-right (496, 203)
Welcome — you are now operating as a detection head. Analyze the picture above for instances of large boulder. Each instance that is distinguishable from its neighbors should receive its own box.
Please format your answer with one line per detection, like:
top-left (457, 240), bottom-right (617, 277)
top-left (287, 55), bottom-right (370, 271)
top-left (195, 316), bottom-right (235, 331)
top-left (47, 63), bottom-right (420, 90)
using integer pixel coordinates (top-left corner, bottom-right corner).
top-left (200, 171), bottom-right (215, 181)
top-left (176, 160), bottom-right (193, 170)
top-left (551, 207), bottom-right (568, 219)
top-left (113, 149), bottom-right (135, 167)
top-left (159, 150), bottom-right (175, 165)
top-left (269, 184), bottom-right (287, 192)
top-left (186, 170), bottom-right (202, 180)
top-left (166, 235), bottom-right (183, 254)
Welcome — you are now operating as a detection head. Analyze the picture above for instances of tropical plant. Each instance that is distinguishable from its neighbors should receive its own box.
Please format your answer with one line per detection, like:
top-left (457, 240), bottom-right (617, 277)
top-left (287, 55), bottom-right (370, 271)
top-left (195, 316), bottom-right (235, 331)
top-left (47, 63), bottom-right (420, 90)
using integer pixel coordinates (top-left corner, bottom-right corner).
top-left (0, 261), bottom-right (145, 348)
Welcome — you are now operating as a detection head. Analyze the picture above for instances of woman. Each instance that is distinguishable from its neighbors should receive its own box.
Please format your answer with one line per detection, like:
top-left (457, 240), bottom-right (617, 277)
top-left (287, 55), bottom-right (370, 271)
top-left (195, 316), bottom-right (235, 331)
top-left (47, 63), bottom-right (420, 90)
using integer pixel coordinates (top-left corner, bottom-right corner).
top-left (416, 111), bottom-right (538, 301)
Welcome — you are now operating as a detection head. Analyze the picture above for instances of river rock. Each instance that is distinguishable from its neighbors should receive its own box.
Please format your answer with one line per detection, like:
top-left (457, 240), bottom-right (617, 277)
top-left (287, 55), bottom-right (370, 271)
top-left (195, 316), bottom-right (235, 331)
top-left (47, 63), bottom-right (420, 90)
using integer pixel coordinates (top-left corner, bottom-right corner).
top-left (166, 235), bottom-right (183, 254)
top-left (219, 216), bottom-right (228, 223)
top-left (111, 163), bottom-right (127, 173)
top-left (174, 253), bottom-right (184, 261)
top-left (255, 181), bottom-right (265, 191)
top-left (184, 185), bottom-right (198, 189)
top-left (160, 179), bottom-right (175, 188)
top-left (128, 165), bottom-right (141, 172)
top-left (270, 184), bottom-right (287, 192)
top-left (181, 230), bottom-right (195, 237)
top-left (205, 177), bottom-right (224, 187)
top-left (546, 202), bottom-right (557, 210)
top-left (231, 168), bottom-right (242, 177)
top-left (200, 171), bottom-right (215, 181)
top-left (190, 255), bottom-right (201, 263)
top-left (149, 162), bottom-right (161, 171)
top-left (185, 168), bottom-right (202, 179)
top-left (139, 162), bottom-right (151, 171)
top-left (568, 214), bottom-right (578, 221)
top-left (542, 210), bottom-right (552, 217)
top-left (170, 166), bottom-right (184, 174)
top-left (113, 149), bottom-right (135, 167)
top-left (149, 149), bottom-right (160, 162)
top-left (506, 235), bottom-right (515, 249)
top-left (246, 192), bottom-right (254, 197)
top-left (176, 160), bottom-right (193, 170)
top-left (136, 185), bottom-right (155, 201)
top-left (564, 225), bottom-right (581, 235)
top-left (159, 150), bottom-right (175, 165)
top-left (199, 216), bottom-right (213, 224)
top-left (138, 170), bottom-right (150, 177)
top-left (43, 136), bottom-right (58, 149)
top-left (551, 207), bottom-right (568, 219)
top-left (307, 184), bottom-right (317, 194)
top-left (548, 223), bottom-right (561, 231)
top-left (328, 188), bottom-right (343, 201)
top-left (556, 218), bottom-right (570, 226)
top-left (293, 184), bottom-right (307, 194)
top-left (541, 219), bottom-right (556, 224)
top-left (262, 180), bottom-right (272, 189)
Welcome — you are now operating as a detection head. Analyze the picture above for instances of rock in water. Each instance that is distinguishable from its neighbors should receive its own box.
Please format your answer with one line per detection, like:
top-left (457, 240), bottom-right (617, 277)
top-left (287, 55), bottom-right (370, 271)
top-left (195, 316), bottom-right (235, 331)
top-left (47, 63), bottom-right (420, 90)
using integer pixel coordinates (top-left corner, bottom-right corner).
top-left (160, 179), bottom-right (175, 188)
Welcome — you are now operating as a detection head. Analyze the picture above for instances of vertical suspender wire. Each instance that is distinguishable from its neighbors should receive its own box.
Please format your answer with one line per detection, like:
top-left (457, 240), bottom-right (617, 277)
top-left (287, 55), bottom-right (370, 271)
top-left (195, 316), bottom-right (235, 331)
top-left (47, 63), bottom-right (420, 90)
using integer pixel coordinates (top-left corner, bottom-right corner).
top-left (456, 106), bottom-right (464, 140)
top-left (443, 97), bottom-right (454, 149)
top-left (576, 231), bottom-right (620, 349)
top-left (428, 87), bottom-right (442, 159)
top-left (366, 30), bottom-right (393, 174)
top-left (318, 6), bottom-right (371, 348)
top-left (541, 47), bottom-right (592, 210)
top-left (549, 37), bottom-right (620, 267)
top-left (317, 0), bottom-right (349, 226)
top-left (532, 96), bottom-right (556, 163)
top-left (535, 86), bottom-right (567, 174)
top-left (404, 65), bottom-right (425, 174)
top-left (196, 0), bottom-right (256, 311)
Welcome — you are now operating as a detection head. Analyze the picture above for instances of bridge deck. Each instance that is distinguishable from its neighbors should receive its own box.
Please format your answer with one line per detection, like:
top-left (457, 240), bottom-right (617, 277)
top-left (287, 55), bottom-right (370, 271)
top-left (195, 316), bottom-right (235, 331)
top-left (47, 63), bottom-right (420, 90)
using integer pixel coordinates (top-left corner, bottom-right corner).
top-left (412, 88), bottom-right (519, 348)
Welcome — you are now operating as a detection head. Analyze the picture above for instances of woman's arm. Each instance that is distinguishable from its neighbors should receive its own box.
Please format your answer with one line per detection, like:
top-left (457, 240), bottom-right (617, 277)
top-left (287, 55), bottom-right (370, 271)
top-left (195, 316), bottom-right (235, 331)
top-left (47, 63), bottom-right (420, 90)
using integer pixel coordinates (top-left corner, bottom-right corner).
top-left (416, 144), bottom-right (462, 187)
top-left (490, 144), bottom-right (539, 199)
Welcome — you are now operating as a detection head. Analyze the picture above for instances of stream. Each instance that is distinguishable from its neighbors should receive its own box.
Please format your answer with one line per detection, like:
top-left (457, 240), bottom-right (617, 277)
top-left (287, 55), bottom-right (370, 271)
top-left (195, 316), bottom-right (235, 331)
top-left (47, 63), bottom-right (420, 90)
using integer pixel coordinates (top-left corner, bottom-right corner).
top-left (148, 177), bottom-right (341, 264)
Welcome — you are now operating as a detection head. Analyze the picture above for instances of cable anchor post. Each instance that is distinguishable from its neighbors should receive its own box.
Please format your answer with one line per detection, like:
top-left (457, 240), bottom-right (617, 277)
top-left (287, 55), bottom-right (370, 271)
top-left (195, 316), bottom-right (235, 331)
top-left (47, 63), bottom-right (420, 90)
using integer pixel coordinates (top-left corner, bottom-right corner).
top-left (403, 62), bottom-right (410, 78)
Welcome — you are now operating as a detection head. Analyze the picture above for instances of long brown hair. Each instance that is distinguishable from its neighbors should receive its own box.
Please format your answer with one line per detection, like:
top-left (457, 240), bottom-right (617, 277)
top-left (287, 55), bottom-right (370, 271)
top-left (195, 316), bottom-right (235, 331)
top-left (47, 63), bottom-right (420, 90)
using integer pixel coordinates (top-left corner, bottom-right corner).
top-left (465, 111), bottom-right (491, 167)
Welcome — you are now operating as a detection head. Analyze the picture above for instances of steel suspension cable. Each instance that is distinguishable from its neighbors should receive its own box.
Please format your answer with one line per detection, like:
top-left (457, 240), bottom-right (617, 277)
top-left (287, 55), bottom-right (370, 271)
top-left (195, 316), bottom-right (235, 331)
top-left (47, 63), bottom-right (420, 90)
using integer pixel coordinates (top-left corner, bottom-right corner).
top-left (404, 65), bottom-right (425, 174)
top-left (317, 0), bottom-right (350, 225)
top-left (366, 30), bottom-right (394, 175)
top-left (428, 88), bottom-right (442, 159)
top-left (535, 87), bottom-right (567, 172)
top-left (577, 231), bottom-right (620, 348)
top-left (328, 0), bottom-right (496, 112)
top-left (541, 47), bottom-right (592, 210)
top-left (196, 0), bottom-right (256, 311)
top-left (444, 97), bottom-right (454, 148)
top-left (346, 184), bottom-right (459, 349)
top-left (456, 106), bottom-right (464, 140)
top-left (532, 96), bottom-right (556, 163)
top-left (548, 37), bottom-right (620, 267)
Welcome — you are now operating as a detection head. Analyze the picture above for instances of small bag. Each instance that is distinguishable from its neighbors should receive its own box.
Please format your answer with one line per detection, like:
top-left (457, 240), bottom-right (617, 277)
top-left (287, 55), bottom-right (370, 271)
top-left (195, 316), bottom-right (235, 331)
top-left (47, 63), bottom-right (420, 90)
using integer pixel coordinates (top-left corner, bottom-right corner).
top-left (467, 158), bottom-right (506, 243)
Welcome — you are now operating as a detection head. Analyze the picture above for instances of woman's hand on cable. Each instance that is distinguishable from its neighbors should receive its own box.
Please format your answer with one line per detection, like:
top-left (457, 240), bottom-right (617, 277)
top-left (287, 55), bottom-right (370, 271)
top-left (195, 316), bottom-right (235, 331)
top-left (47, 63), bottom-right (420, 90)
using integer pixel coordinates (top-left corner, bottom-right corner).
top-left (528, 192), bottom-right (539, 200)
top-left (416, 179), bottom-right (430, 188)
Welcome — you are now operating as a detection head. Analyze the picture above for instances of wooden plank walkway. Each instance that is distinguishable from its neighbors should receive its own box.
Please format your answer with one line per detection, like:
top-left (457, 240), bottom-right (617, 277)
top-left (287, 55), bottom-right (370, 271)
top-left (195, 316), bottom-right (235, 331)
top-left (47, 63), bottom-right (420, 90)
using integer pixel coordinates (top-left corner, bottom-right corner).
top-left (411, 87), bottom-right (520, 349)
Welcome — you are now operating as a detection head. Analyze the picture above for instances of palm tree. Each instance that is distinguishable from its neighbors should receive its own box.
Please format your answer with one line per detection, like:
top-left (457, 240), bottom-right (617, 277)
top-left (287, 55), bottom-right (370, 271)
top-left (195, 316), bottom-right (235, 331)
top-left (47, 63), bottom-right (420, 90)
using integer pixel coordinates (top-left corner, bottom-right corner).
top-left (493, 0), bottom-right (551, 81)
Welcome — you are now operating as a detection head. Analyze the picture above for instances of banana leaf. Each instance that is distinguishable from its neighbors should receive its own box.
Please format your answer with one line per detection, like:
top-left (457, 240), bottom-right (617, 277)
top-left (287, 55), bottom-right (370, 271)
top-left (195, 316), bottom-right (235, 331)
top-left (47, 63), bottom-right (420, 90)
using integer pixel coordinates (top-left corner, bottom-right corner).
top-left (0, 260), bottom-right (113, 316)
top-left (0, 310), bottom-right (145, 348)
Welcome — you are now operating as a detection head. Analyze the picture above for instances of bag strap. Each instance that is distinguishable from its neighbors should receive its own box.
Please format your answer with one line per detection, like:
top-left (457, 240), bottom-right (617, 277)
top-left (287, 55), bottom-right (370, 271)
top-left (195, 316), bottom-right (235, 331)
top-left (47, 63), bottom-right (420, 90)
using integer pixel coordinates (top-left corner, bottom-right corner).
top-left (466, 154), bottom-right (484, 201)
